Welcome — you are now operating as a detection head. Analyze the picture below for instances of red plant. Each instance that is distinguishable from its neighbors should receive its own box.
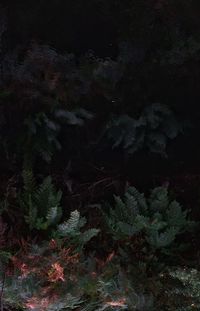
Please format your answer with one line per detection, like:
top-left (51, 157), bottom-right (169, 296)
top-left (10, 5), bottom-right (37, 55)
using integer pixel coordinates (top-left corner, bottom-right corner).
top-left (47, 262), bottom-right (65, 283)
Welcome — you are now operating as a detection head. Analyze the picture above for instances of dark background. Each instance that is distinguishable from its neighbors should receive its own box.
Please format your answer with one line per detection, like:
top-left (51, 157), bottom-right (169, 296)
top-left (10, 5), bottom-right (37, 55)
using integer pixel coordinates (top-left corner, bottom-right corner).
top-left (1, 0), bottom-right (200, 213)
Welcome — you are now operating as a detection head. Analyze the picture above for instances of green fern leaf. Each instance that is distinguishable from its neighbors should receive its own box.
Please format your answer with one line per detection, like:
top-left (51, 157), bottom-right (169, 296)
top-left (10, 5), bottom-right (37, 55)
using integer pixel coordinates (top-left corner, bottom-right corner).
top-left (146, 227), bottom-right (178, 248)
top-left (57, 210), bottom-right (80, 236)
top-left (149, 186), bottom-right (169, 213)
top-left (46, 205), bottom-right (62, 226)
top-left (81, 228), bottom-right (100, 244)
top-left (22, 169), bottom-right (36, 195)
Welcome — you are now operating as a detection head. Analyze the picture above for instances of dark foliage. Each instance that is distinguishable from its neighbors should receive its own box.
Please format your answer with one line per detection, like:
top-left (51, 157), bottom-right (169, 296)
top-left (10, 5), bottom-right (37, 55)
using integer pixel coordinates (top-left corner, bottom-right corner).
top-left (1, 2), bottom-right (200, 310)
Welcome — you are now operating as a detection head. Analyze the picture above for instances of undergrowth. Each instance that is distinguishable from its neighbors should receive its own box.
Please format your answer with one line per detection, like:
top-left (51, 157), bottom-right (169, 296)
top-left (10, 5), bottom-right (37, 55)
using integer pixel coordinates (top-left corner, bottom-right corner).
top-left (0, 183), bottom-right (199, 311)
top-left (1, 3), bottom-right (200, 310)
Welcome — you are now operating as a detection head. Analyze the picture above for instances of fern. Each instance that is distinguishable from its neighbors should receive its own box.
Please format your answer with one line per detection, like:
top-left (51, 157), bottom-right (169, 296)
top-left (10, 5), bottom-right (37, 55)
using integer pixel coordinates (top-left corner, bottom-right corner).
top-left (104, 186), bottom-right (195, 252)
top-left (148, 186), bottom-right (169, 212)
top-left (146, 227), bottom-right (178, 248)
top-left (23, 107), bottom-right (93, 165)
top-left (22, 169), bottom-right (36, 195)
top-left (20, 172), bottom-right (62, 231)
top-left (105, 103), bottom-right (182, 156)
top-left (57, 210), bottom-right (100, 249)
top-left (162, 268), bottom-right (200, 310)
top-left (57, 210), bottom-right (82, 236)
top-left (47, 294), bottom-right (84, 310)
top-left (46, 206), bottom-right (62, 226)
top-left (55, 108), bottom-right (93, 126)
top-left (81, 228), bottom-right (100, 244)
top-left (0, 273), bottom-right (39, 310)
top-left (24, 113), bottom-right (61, 164)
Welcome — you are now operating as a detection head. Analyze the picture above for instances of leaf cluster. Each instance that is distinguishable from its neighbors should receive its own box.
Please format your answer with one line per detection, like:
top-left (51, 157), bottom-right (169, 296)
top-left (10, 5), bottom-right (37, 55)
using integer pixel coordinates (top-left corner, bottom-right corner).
top-left (104, 185), bottom-right (195, 253)
top-left (105, 103), bottom-right (182, 156)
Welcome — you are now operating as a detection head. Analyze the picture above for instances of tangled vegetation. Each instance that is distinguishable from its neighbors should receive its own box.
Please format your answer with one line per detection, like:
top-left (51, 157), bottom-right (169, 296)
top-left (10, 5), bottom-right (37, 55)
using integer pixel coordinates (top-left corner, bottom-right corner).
top-left (1, 1), bottom-right (200, 310)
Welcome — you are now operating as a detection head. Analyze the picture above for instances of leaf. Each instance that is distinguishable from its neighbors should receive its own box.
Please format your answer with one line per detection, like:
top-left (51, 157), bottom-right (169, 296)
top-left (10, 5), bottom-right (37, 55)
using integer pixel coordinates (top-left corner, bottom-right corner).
top-left (149, 187), bottom-right (169, 213)
top-left (55, 110), bottom-right (84, 125)
top-left (147, 227), bottom-right (178, 248)
top-left (57, 210), bottom-right (80, 236)
top-left (81, 228), bottom-right (100, 244)
top-left (118, 222), bottom-right (138, 236)
top-left (21, 173), bottom-right (62, 231)
top-left (75, 108), bottom-right (93, 120)
top-left (46, 206), bottom-right (62, 226)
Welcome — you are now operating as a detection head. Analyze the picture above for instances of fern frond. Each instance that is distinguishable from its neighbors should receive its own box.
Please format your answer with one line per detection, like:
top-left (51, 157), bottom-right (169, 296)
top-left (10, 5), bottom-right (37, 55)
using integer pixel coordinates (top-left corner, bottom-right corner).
top-left (81, 228), bottom-right (100, 244)
top-left (104, 185), bottom-right (196, 253)
top-left (24, 195), bottom-right (37, 230)
top-left (146, 227), bottom-right (178, 248)
top-left (46, 205), bottom-right (62, 226)
top-left (22, 169), bottom-right (36, 195)
top-left (20, 173), bottom-right (62, 231)
top-left (47, 294), bottom-right (84, 310)
top-left (105, 103), bottom-right (182, 156)
top-left (127, 187), bottom-right (148, 213)
top-left (149, 186), bottom-right (169, 213)
top-left (57, 210), bottom-right (80, 236)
